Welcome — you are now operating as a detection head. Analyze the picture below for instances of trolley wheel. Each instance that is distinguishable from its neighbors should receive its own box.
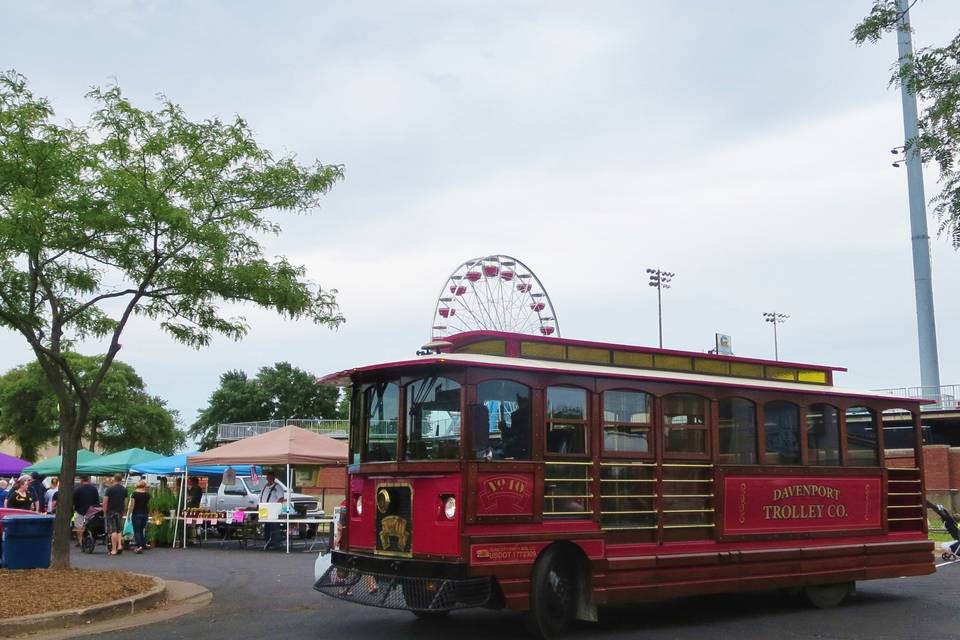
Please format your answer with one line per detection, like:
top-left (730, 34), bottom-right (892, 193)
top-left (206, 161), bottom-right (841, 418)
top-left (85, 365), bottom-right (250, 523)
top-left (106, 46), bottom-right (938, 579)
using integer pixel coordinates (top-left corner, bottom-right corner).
top-left (803, 582), bottom-right (854, 609)
top-left (943, 552), bottom-right (952, 561)
top-left (526, 547), bottom-right (578, 639)
top-left (81, 531), bottom-right (95, 554)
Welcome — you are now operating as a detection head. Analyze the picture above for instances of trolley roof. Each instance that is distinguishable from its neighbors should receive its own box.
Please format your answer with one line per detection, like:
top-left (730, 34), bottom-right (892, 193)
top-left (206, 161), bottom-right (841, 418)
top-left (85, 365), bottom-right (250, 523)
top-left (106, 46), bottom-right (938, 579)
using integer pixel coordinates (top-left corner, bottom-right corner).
top-left (320, 331), bottom-right (926, 407)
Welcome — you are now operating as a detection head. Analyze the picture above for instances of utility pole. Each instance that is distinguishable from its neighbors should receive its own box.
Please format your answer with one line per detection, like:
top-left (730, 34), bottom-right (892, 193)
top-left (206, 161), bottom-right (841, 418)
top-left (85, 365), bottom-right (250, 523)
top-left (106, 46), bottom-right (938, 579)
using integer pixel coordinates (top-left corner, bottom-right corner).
top-left (895, 0), bottom-right (941, 399)
top-left (647, 268), bottom-right (674, 348)
top-left (762, 312), bottom-right (789, 361)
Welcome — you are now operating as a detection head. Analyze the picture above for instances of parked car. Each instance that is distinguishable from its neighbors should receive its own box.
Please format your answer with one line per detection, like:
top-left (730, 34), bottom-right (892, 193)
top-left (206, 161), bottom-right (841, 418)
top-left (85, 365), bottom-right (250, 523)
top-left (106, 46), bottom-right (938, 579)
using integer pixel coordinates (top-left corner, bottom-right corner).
top-left (203, 475), bottom-right (322, 517)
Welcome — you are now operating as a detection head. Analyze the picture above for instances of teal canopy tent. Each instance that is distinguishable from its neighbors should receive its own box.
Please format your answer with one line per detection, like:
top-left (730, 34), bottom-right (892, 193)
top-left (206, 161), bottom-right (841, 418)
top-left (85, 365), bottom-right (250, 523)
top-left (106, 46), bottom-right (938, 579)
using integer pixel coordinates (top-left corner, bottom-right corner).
top-left (23, 449), bottom-right (103, 476)
top-left (76, 448), bottom-right (164, 475)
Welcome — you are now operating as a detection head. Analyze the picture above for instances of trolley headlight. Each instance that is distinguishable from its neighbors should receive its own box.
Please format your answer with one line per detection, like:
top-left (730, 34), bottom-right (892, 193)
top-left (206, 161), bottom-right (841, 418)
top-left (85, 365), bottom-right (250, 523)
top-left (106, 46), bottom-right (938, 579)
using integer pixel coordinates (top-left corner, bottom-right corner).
top-left (376, 488), bottom-right (391, 514)
top-left (443, 496), bottom-right (457, 520)
top-left (355, 494), bottom-right (363, 516)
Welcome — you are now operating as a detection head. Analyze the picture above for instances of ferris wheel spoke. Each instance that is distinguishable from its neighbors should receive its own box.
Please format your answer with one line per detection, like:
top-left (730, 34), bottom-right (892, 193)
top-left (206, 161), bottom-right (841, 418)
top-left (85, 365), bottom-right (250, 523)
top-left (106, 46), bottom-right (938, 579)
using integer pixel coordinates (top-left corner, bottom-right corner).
top-left (453, 278), bottom-right (491, 331)
top-left (467, 272), bottom-right (499, 330)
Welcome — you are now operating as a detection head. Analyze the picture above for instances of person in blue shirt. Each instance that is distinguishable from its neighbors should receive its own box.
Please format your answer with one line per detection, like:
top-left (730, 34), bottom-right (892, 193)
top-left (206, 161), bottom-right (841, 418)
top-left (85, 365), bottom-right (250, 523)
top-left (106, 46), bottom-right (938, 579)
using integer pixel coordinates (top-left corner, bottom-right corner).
top-left (0, 478), bottom-right (8, 507)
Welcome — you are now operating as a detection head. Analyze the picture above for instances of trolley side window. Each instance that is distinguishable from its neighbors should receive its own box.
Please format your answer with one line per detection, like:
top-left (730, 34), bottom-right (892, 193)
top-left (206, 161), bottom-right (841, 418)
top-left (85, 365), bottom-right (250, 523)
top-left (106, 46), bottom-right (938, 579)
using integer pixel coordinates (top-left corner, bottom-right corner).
top-left (406, 376), bottom-right (461, 460)
top-left (846, 406), bottom-right (880, 466)
top-left (764, 400), bottom-right (801, 465)
top-left (662, 393), bottom-right (708, 455)
top-left (472, 380), bottom-right (532, 460)
top-left (365, 382), bottom-right (399, 462)
top-left (602, 390), bottom-right (652, 455)
top-left (546, 386), bottom-right (588, 455)
top-left (807, 404), bottom-right (841, 466)
top-left (718, 397), bottom-right (757, 464)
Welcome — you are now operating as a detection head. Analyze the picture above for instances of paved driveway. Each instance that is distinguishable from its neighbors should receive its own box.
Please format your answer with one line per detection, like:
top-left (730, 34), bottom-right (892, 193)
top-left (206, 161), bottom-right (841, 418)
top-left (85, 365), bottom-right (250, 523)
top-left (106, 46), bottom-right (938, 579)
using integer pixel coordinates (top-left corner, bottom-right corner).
top-left (72, 547), bottom-right (959, 640)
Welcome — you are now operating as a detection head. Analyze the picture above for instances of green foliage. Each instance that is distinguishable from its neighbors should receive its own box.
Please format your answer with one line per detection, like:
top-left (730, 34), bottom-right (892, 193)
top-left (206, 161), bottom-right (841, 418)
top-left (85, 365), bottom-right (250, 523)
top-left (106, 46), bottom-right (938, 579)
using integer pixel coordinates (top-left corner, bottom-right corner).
top-left (0, 355), bottom-right (184, 457)
top-left (189, 362), bottom-right (340, 449)
top-left (0, 71), bottom-right (344, 567)
top-left (852, 0), bottom-right (903, 45)
top-left (335, 389), bottom-right (351, 421)
top-left (148, 488), bottom-right (179, 547)
top-left (0, 364), bottom-right (58, 460)
top-left (853, 1), bottom-right (960, 246)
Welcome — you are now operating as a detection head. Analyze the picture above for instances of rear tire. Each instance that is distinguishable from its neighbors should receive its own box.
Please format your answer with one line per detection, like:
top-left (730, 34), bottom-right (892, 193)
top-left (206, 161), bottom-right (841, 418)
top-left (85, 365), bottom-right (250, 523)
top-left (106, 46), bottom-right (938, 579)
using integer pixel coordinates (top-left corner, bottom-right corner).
top-left (81, 532), bottom-right (95, 554)
top-left (526, 547), bottom-right (578, 639)
top-left (803, 582), bottom-right (854, 609)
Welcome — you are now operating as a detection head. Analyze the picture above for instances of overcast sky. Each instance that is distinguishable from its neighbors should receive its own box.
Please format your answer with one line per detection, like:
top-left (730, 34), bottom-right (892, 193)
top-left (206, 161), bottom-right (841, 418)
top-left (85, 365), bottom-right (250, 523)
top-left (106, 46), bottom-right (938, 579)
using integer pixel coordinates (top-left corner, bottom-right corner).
top-left (2, 1), bottom-right (958, 438)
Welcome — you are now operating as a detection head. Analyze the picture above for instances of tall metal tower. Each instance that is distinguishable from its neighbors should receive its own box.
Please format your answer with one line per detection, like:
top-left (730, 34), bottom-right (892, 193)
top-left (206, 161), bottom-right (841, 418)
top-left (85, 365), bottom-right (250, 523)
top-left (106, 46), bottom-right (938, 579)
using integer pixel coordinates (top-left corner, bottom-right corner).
top-left (895, 0), bottom-right (941, 398)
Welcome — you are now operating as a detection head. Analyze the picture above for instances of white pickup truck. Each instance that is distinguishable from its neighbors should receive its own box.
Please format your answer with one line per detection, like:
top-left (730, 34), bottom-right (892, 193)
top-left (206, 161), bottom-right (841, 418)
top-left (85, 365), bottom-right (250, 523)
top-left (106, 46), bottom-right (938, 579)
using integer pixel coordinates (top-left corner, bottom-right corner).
top-left (203, 475), bottom-right (323, 517)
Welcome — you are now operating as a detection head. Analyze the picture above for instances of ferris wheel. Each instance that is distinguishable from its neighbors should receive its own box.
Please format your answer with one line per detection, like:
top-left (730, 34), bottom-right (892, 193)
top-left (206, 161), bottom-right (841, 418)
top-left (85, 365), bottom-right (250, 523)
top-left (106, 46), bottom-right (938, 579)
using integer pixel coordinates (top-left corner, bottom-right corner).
top-left (430, 255), bottom-right (561, 340)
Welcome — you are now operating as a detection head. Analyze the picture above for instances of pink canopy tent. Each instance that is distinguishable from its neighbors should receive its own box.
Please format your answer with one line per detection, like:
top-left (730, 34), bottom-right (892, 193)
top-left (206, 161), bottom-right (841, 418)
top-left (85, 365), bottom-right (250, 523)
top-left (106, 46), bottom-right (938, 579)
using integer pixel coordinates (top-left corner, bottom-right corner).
top-left (183, 426), bottom-right (348, 552)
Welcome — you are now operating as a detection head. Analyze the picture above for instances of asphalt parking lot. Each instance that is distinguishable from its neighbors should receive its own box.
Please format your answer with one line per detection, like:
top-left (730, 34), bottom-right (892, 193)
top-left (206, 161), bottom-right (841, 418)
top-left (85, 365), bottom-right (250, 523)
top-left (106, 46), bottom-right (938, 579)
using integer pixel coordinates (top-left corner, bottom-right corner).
top-left (72, 547), bottom-right (960, 640)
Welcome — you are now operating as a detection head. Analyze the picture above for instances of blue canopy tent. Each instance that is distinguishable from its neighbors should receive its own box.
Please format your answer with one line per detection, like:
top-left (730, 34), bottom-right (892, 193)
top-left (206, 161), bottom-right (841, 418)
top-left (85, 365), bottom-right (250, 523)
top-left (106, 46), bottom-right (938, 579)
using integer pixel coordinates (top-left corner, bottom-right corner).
top-left (131, 452), bottom-right (261, 548)
top-left (130, 452), bottom-right (259, 477)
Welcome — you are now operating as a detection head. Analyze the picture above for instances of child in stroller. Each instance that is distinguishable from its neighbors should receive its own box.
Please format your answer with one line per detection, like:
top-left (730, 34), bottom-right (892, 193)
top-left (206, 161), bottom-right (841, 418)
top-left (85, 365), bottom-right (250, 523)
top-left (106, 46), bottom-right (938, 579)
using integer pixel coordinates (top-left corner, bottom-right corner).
top-left (927, 500), bottom-right (960, 561)
top-left (80, 506), bottom-right (106, 554)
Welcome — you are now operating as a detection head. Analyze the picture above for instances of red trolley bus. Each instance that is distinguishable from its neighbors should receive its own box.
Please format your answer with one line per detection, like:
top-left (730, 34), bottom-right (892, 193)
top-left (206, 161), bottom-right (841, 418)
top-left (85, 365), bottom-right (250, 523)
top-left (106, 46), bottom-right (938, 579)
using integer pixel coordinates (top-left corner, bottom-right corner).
top-left (314, 331), bottom-right (933, 637)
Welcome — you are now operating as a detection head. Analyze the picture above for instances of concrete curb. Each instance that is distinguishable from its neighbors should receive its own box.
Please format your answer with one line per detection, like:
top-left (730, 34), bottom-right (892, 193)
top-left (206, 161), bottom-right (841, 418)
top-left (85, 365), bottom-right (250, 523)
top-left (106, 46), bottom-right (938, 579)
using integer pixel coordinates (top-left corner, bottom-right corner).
top-left (0, 574), bottom-right (167, 637)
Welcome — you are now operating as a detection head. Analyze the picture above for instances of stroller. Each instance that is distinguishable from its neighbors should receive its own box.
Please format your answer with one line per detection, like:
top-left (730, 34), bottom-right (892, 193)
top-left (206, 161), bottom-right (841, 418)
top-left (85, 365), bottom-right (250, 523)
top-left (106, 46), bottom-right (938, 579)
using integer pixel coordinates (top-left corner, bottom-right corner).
top-left (80, 506), bottom-right (106, 554)
top-left (927, 500), bottom-right (960, 561)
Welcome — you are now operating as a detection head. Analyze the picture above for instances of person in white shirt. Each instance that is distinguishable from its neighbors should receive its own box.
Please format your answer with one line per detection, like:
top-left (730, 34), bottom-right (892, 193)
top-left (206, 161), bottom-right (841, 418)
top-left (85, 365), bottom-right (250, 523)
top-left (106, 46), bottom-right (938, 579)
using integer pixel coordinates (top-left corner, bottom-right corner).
top-left (259, 471), bottom-right (286, 550)
top-left (44, 478), bottom-right (59, 514)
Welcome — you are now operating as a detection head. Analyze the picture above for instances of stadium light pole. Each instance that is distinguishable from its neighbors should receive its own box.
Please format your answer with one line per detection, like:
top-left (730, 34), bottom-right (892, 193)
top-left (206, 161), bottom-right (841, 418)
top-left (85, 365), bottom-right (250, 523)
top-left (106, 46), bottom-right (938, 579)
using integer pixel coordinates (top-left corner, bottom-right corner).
top-left (647, 268), bottom-right (674, 348)
top-left (762, 312), bottom-right (789, 361)
top-left (893, 0), bottom-right (941, 400)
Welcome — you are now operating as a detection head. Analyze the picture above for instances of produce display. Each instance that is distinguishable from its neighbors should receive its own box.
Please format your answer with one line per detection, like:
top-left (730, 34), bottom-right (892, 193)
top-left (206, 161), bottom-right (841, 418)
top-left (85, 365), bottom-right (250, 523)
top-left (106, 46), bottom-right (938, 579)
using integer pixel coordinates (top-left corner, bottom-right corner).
top-left (182, 508), bottom-right (227, 519)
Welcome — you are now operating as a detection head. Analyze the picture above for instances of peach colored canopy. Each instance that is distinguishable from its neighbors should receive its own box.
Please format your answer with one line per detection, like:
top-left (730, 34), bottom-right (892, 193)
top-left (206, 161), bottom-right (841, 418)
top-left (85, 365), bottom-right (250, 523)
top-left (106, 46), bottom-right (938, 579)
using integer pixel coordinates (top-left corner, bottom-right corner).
top-left (186, 425), bottom-right (348, 467)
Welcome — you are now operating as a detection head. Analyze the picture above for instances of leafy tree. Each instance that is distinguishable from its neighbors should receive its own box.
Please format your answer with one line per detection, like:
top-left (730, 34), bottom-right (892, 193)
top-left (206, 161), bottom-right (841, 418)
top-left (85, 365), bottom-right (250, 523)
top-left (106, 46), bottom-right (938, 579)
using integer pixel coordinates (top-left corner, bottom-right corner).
top-left (0, 365), bottom-right (58, 461)
top-left (189, 362), bottom-right (339, 449)
top-left (189, 370), bottom-right (272, 450)
top-left (257, 361), bottom-right (338, 421)
top-left (0, 355), bottom-right (184, 458)
top-left (854, 1), bottom-right (960, 245)
top-left (335, 389), bottom-right (351, 421)
top-left (0, 72), bottom-right (344, 567)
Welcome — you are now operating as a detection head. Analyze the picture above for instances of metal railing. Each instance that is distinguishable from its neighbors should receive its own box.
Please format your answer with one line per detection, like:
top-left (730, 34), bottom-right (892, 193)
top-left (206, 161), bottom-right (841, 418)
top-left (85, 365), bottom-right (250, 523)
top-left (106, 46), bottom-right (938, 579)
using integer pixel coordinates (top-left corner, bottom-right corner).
top-left (217, 419), bottom-right (350, 441)
top-left (873, 385), bottom-right (960, 411)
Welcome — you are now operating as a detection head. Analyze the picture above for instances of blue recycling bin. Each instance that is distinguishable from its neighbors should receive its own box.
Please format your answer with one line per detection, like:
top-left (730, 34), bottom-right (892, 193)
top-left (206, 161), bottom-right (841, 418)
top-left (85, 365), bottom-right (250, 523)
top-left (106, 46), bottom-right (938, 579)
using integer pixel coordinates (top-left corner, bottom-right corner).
top-left (2, 515), bottom-right (54, 569)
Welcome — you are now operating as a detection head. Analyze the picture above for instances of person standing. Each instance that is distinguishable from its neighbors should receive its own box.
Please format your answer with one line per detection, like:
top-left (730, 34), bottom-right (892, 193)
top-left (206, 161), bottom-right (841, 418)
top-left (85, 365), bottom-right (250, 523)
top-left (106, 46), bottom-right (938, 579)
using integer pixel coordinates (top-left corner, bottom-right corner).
top-left (0, 479), bottom-right (8, 507)
top-left (186, 476), bottom-right (203, 508)
top-left (44, 478), bottom-right (59, 515)
top-left (259, 471), bottom-right (286, 550)
top-left (131, 480), bottom-right (151, 553)
top-left (6, 477), bottom-right (34, 510)
top-left (73, 475), bottom-right (101, 546)
top-left (28, 472), bottom-right (45, 512)
top-left (102, 474), bottom-right (128, 555)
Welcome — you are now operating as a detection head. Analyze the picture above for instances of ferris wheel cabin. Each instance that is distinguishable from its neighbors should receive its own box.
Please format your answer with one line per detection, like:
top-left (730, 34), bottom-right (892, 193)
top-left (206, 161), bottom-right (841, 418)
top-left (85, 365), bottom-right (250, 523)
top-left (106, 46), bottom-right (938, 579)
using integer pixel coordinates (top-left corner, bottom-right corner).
top-left (315, 330), bottom-right (933, 638)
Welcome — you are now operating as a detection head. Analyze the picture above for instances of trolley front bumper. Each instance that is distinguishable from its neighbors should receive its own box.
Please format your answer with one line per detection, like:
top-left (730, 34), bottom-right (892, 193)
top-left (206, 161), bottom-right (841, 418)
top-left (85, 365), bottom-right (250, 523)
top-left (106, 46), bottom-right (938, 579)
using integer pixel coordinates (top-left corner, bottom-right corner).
top-left (313, 551), bottom-right (496, 612)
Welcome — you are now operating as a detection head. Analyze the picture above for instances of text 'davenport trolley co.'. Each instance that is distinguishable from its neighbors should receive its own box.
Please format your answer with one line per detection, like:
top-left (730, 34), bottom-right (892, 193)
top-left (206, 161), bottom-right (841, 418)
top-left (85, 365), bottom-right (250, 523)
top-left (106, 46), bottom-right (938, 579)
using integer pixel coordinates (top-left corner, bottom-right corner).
top-left (313, 331), bottom-right (933, 638)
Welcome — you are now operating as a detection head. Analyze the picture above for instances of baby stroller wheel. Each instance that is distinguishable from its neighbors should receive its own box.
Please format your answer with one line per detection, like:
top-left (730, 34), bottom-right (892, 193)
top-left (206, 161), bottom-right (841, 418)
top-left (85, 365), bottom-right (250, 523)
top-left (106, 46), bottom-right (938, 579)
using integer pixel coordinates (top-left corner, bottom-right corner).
top-left (81, 531), bottom-right (96, 554)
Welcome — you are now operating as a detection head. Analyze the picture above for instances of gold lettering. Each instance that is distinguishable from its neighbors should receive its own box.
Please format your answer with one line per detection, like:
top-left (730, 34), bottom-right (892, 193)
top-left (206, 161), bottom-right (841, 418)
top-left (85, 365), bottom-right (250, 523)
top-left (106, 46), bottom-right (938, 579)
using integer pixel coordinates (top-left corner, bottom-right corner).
top-left (770, 484), bottom-right (843, 503)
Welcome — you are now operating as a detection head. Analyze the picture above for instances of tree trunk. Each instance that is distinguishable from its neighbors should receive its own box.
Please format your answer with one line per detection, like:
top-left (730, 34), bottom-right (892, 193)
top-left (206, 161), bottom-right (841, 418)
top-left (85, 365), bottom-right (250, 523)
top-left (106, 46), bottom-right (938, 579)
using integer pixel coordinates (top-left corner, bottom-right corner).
top-left (50, 406), bottom-right (83, 570)
top-left (88, 420), bottom-right (98, 452)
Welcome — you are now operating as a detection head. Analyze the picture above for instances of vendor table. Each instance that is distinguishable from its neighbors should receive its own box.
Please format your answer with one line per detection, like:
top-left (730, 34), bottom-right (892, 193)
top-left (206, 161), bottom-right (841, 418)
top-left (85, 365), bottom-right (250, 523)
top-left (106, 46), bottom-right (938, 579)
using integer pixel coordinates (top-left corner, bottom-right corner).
top-left (259, 517), bottom-right (333, 553)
